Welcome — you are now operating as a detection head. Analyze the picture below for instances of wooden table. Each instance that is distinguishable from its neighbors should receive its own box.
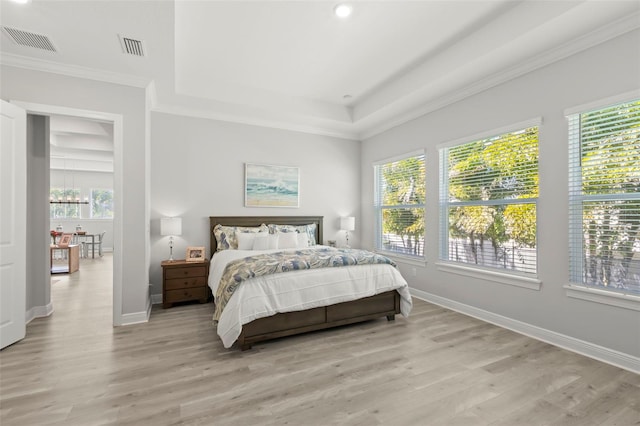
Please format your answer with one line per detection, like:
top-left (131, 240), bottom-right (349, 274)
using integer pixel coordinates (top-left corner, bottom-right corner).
top-left (50, 244), bottom-right (80, 274)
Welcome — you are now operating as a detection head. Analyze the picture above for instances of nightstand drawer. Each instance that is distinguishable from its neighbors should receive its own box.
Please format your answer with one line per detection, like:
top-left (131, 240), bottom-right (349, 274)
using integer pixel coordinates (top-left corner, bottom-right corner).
top-left (165, 287), bottom-right (207, 304)
top-left (165, 265), bottom-right (207, 279)
top-left (165, 276), bottom-right (206, 291)
top-left (162, 259), bottom-right (210, 308)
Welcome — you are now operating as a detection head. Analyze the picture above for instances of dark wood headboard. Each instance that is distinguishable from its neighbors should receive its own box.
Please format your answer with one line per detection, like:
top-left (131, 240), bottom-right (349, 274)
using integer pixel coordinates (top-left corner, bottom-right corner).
top-left (209, 216), bottom-right (324, 254)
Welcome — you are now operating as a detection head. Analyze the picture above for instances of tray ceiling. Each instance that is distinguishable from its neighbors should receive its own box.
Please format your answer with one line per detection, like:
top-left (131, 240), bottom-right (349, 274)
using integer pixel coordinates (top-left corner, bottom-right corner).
top-left (1, 1), bottom-right (638, 139)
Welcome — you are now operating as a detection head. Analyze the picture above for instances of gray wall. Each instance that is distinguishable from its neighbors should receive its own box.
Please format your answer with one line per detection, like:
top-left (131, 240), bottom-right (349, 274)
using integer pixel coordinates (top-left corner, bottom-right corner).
top-left (149, 112), bottom-right (361, 298)
top-left (1, 65), bottom-right (149, 321)
top-left (26, 114), bottom-right (50, 316)
top-left (360, 30), bottom-right (640, 358)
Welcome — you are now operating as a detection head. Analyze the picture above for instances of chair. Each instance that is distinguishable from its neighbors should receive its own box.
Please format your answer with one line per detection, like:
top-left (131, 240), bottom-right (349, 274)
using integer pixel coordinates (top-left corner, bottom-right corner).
top-left (71, 232), bottom-right (86, 258)
top-left (84, 231), bottom-right (106, 258)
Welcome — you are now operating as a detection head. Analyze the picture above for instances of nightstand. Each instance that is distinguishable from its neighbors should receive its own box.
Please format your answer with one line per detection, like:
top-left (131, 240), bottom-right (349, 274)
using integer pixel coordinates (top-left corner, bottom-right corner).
top-left (161, 259), bottom-right (210, 308)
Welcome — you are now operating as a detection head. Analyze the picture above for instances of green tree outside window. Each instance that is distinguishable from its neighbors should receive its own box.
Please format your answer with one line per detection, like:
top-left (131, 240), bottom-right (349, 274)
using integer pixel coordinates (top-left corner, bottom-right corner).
top-left (442, 127), bottom-right (539, 274)
top-left (91, 189), bottom-right (114, 219)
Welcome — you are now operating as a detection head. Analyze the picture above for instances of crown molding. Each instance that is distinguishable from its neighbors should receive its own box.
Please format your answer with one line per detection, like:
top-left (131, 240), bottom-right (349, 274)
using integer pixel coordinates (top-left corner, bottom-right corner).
top-left (358, 12), bottom-right (640, 140)
top-left (0, 52), bottom-right (151, 89)
top-left (152, 103), bottom-right (359, 141)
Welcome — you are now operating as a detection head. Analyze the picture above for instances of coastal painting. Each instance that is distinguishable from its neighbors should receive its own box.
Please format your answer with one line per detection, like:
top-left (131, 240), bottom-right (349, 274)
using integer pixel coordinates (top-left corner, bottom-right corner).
top-left (245, 163), bottom-right (300, 208)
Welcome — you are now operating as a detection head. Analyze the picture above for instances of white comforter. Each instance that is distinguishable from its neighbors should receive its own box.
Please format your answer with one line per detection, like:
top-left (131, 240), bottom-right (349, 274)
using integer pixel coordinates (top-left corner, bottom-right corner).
top-left (208, 247), bottom-right (413, 348)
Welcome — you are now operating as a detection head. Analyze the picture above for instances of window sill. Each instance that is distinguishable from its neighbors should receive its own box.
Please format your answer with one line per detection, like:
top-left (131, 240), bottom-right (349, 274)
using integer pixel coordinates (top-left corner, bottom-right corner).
top-left (436, 262), bottom-right (541, 291)
top-left (564, 284), bottom-right (640, 311)
top-left (376, 251), bottom-right (427, 267)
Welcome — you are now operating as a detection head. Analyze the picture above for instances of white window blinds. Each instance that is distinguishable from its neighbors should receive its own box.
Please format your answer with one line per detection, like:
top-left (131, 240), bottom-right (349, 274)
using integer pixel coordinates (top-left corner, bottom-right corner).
top-left (374, 152), bottom-right (425, 258)
top-left (568, 99), bottom-right (640, 295)
top-left (439, 126), bottom-right (539, 275)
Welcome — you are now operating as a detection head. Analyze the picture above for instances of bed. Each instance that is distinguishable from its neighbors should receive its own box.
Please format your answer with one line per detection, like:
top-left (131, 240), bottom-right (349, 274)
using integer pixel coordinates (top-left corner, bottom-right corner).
top-left (208, 216), bottom-right (412, 350)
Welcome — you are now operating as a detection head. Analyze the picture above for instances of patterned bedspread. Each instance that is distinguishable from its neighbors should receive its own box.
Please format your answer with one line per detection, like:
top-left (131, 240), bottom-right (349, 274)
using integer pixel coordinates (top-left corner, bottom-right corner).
top-left (213, 247), bottom-right (397, 321)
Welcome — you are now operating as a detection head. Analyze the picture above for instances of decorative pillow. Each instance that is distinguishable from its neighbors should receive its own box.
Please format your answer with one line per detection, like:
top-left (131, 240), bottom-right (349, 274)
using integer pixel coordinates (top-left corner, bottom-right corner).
top-left (251, 234), bottom-right (279, 250)
top-left (267, 234), bottom-right (279, 250)
top-left (252, 233), bottom-right (270, 250)
top-left (267, 223), bottom-right (317, 246)
top-left (236, 232), bottom-right (257, 250)
top-left (297, 233), bottom-right (309, 248)
top-left (213, 224), bottom-right (268, 251)
top-left (278, 232), bottom-right (298, 249)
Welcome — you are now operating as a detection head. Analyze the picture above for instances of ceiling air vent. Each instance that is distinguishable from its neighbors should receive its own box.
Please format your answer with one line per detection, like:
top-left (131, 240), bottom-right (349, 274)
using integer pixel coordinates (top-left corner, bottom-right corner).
top-left (118, 35), bottom-right (145, 57)
top-left (2, 27), bottom-right (56, 52)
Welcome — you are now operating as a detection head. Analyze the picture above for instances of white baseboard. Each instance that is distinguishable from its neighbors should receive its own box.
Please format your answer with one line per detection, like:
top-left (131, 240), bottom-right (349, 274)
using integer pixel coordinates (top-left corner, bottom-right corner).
top-left (25, 303), bottom-right (54, 324)
top-left (118, 298), bottom-right (152, 326)
top-left (410, 287), bottom-right (640, 374)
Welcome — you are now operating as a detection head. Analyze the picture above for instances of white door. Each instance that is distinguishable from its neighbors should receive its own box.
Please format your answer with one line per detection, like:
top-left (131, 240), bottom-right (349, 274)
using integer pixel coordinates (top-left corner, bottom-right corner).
top-left (0, 100), bottom-right (27, 349)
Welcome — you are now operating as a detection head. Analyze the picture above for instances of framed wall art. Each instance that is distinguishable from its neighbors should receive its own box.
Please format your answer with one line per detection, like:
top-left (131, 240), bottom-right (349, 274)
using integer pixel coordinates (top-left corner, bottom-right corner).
top-left (245, 163), bottom-right (300, 208)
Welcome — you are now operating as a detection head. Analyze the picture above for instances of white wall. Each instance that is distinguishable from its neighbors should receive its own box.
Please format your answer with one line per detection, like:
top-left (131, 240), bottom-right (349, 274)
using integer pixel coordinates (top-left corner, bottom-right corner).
top-left (149, 112), bottom-right (361, 298)
top-left (361, 30), bottom-right (640, 360)
top-left (1, 65), bottom-right (149, 322)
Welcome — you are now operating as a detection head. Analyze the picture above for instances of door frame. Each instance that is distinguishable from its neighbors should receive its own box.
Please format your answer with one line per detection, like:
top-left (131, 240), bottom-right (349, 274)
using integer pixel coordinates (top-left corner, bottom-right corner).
top-left (14, 101), bottom-right (124, 326)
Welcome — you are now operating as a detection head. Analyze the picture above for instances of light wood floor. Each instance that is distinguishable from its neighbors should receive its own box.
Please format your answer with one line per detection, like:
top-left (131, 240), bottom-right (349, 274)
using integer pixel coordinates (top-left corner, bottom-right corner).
top-left (1, 255), bottom-right (639, 426)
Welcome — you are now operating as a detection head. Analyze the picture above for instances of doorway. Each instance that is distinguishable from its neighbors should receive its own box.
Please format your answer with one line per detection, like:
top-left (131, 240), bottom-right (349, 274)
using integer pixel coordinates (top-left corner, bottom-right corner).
top-left (49, 114), bottom-right (114, 270)
top-left (17, 101), bottom-right (124, 326)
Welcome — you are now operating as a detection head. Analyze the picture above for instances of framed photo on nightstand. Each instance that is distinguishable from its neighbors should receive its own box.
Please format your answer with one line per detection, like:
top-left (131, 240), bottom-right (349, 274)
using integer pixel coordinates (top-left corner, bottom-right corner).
top-left (186, 246), bottom-right (205, 262)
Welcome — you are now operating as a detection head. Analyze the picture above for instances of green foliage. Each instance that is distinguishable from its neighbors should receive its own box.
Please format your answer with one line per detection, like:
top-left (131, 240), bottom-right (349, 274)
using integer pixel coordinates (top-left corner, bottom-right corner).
top-left (92, 189), bottom-right (114, 219)
top-left (379, 156), bottom-right (425, 255)
top-left (446, 127), bottom-right (539, 262)
top-left (578, 100), bottom-right (640, 288)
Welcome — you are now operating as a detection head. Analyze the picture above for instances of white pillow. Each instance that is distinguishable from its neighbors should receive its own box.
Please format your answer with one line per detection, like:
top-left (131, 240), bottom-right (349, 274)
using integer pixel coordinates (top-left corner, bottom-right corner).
top-left (252, 233), bottom-right (269, 250)
top-left (236, 232), bottom-right (256, 250)
top-left (268, 234), bottom-right (279, 249)
top-left (297, 233), bottom-right (309, 248)
top-left (278, 232), bottom-right (298, 249)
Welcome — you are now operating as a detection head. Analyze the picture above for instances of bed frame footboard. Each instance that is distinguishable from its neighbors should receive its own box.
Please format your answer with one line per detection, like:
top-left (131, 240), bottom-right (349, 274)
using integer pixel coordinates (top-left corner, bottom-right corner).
top-left (236, 290), bottom-right (400, 350)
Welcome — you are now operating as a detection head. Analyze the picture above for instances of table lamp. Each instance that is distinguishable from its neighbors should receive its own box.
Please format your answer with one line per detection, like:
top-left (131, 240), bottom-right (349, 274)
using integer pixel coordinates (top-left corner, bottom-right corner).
top-left (161, 217), bottom-right (182, 261)
top-left (340, 216), bottom-right (355, 248)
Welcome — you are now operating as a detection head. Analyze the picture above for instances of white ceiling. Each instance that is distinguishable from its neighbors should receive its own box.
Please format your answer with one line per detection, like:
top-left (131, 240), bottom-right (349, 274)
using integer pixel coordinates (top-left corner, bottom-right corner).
top-left (1, 0), bottom-right (639, 140)
top-left (49, 115), bottom-right (114, 173)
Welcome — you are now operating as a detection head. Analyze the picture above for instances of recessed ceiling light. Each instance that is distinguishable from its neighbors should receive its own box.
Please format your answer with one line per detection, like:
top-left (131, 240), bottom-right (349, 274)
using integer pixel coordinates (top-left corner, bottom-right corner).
top-left (334, 4), bottom-right (352, 19)
top-left (9, 0), bottom-right (31, 4)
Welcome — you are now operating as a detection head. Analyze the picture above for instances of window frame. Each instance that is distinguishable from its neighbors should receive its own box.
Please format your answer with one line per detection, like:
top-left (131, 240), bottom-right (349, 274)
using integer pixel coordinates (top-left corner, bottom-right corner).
top-left (566, 92), bottom-right (640, 311)
top-left (437, 118), bottom-right (542, 284)
top-left (373, 150), bottom-right (426, 262)
top-left (49, 188), bottom-right (82, 219)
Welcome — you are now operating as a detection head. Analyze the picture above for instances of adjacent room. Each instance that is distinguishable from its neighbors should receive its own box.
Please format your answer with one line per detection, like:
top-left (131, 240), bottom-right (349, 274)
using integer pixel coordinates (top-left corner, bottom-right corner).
top-left (1, 0), bottom-right (639, 425)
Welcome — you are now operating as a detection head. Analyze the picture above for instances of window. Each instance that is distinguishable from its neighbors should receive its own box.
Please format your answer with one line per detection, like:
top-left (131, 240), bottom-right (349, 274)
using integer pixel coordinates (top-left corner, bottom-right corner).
top-left (439, 125), bottom-right (539, 275)
top-left (91, 189), bottom-right (114, 219)
top-left (374, 151), bottom-right (425, 258)
top-left (50, 188), bottom-right (81, 219)
top-left (568, 99), bottom-right (640, 296)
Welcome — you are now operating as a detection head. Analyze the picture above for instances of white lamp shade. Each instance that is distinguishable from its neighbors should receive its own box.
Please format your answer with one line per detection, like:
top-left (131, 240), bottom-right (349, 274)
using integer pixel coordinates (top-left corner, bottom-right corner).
top-left (161, 217), bottom-right (182, 236)
top-left (340, 216), bottom-right (355, 231)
